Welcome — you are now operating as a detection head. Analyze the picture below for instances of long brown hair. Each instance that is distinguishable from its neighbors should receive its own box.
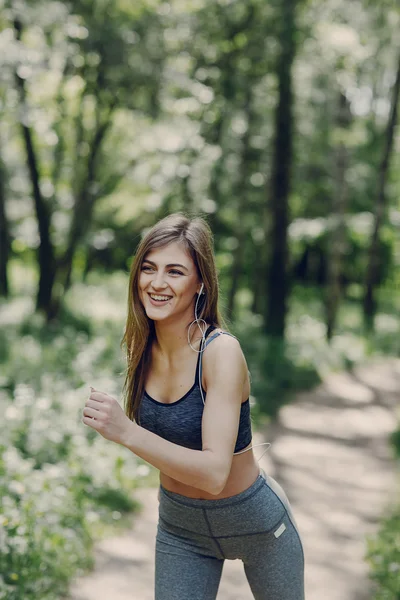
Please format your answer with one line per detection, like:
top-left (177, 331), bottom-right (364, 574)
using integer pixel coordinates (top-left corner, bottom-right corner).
top-left (121, 213), bottom-right (225, 423)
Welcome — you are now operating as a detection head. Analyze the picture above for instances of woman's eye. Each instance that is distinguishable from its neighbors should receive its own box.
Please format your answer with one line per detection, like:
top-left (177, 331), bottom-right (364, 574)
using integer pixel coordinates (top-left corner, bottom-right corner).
top-left (141, 265), bottom-right (183, 276)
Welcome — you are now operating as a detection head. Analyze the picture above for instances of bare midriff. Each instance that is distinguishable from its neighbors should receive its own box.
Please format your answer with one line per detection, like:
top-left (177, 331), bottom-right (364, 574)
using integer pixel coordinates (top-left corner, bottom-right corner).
top-left (159, 438), bottom-right (261, 500)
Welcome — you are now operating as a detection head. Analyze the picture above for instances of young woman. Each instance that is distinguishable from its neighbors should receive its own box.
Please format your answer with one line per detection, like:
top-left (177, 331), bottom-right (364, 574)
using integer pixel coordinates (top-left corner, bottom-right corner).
top-left (83, 213), bottom-right (305, 599)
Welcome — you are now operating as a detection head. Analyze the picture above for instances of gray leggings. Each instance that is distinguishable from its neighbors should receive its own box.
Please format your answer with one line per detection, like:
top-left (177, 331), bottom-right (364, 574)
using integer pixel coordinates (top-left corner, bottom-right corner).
top-left (155, 469), bottom-right (304, 599)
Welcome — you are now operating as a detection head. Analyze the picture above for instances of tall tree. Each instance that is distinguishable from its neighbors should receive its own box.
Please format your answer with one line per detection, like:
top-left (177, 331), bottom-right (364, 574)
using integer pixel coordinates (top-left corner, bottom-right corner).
top-left (363, 50), bottom-right (400, 329)
top-left (264, 0), bottom-right (299, 338)
top-left (325, 92), bottom-right (352, 340)
top-left (10, 0), bottom-right (165, 319)
top-left (183, 0), bottom-right (276, 317)
top-left (0, 156), bottom-right (10, 297)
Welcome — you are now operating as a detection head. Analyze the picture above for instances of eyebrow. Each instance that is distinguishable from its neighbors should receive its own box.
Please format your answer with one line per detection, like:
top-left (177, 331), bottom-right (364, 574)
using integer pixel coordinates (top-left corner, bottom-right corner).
top-left (142, 259), bottom-right (189, 272)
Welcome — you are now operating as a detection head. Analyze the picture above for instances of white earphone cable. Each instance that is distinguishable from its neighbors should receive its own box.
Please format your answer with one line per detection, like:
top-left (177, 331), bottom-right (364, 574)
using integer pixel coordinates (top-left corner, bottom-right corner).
top-left (187, 283), bottom-right (207, 353)
top-left (188, 284), bottom-right (271, 462)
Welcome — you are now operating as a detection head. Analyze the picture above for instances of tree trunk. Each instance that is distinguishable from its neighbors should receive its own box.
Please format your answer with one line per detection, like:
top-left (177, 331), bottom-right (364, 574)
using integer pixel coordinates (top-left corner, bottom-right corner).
top-left (363, 51), bottom-right (400, 330)
top-left (0, 157), bottom-right (10, 297)
top-left (325, 92), bottom-right (351, 340)
top-left (65, 115), bottom-right (112, 289)
top-left (264, 0), bottom-right (297, 338)
top-left (50, 112), bottom-right (114, 316)
top-left (14, 18), bottom-right (56, 317)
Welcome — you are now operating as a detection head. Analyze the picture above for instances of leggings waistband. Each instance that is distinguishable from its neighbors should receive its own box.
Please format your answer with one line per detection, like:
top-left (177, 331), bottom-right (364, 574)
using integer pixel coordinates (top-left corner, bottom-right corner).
top-left (159, 467), bottom-right (267, 509)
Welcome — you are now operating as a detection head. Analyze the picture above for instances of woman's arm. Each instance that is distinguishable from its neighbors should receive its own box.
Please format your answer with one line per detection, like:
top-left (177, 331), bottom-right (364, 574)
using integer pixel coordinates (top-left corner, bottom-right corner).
top-left (83, 389), bottom-right (220, 494)
top-left (121, 422), bottom-right (221, 495)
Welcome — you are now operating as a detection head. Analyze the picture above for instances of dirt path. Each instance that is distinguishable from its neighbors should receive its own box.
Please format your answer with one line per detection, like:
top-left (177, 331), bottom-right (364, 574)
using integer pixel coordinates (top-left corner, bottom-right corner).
top-left (69, 359), bottom-right (400, 600)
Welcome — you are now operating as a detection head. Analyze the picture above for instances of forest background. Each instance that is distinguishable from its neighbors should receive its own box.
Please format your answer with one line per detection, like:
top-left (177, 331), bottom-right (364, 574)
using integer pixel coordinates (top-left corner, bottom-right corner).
top-left (0, 0), bottom-right (399, 599)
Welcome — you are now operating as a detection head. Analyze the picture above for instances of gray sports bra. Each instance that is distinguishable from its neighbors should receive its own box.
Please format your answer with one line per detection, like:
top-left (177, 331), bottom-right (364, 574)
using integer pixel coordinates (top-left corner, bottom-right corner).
top-left (137, 325), bottom-right (253, 452)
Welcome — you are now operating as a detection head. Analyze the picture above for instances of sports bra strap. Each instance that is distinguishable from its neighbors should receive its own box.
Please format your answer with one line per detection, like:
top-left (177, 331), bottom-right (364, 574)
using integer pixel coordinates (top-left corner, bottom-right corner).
top-left (204, 330), bottom-right (237, 348)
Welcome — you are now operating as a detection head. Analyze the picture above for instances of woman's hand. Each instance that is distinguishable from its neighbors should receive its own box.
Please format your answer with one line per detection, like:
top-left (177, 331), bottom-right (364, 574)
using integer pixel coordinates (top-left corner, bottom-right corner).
top-left (82, 387), bottom-right (134, 446)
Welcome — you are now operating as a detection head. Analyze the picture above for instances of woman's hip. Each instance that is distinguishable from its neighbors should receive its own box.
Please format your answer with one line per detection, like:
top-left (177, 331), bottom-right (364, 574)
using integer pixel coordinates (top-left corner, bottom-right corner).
top-left (158, 469), bottom-right (292, 537)
top-left (157, 469), bottom-right (304, 563)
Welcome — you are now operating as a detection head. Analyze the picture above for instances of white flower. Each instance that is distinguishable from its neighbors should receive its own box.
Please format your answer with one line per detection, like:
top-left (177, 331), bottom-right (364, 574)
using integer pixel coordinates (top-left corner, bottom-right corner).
top-left (86, 511), bottom-right (100, 523)
top-left (5, 405), bottom-right (21, 420)
top-left (36, 397), bottom-right (51, 411)
top-left (8, 481), bottom-right (25, 495)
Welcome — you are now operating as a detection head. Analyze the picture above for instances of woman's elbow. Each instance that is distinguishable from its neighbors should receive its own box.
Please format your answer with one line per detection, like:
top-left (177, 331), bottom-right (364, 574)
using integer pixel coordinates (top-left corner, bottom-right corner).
top-left (198, 472), bottom-right (222, 495)
top-left (208, 473), bottom-right (229, 495)
top-left (209, 482), bottom-right (224, 495)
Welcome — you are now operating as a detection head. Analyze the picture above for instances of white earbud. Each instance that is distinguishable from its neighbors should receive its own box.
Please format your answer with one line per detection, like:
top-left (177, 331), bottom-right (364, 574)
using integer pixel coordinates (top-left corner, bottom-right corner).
top-left (198, 283), bottom-right (204, 295)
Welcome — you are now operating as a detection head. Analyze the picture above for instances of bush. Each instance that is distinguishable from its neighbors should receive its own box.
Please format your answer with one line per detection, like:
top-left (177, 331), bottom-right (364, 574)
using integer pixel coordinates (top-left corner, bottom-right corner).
top-left (364, 422), bottom-right (400, 600)
top-left (390, 426), bottom-right (400, 460)
top-left (0, 446), bottom-right (94, 600)
top-left (0, 299), bottom-right (150, 600)
top-left (232, 313), bottom-right (321, 420)
top-left (0, 379), bottom-right (147, 600)
top-left (365, 509), bottom-right (400, 600)
top-left (231, 285), bottom-right (400, 421)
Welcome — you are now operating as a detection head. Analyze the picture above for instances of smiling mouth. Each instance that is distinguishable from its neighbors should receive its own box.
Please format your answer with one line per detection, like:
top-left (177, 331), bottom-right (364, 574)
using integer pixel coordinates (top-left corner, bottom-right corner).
top-left (148, 293), bottom-right (172, 302)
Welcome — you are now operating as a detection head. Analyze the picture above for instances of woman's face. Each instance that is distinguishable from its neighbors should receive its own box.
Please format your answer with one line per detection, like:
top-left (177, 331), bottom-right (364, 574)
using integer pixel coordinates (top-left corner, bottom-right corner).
top-left (138, 241), bottom-right (202, 324)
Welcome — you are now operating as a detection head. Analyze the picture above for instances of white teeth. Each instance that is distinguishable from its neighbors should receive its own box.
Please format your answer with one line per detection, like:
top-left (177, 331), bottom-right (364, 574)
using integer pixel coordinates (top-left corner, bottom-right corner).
top-left (150, 294), bottom-right (171, 301)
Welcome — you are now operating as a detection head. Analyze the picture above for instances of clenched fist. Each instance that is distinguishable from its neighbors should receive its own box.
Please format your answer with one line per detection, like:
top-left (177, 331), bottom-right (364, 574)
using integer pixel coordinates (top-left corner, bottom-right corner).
top-left (82, 387), bottom-right (134, 446)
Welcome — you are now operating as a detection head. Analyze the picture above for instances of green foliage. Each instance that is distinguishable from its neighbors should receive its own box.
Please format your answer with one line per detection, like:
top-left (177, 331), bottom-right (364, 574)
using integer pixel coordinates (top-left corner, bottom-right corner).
top-left (364, 419), bottom-right (400, 599)
top-left (230, 283), bottom-right (400, 420)
top-left (1, 0), bottom-right (399, 333)
top-left (90, 486), bottom-right (137, 513)
top-left (365, 508), bottom-right (400, 600)
top-left (236, 319), bottom-right (321, 419)
top-left (0, 445), bottom-right (94, 600)
top-left (390, 426), bottom-right (400, 460)
top-left (0, 297), bottom-right (151, 600)
top-left (0, 298), bottom-right (127, 398)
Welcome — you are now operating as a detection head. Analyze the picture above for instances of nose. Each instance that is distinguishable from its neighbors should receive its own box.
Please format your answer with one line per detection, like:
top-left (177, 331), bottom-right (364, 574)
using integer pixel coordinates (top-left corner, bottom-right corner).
top-left (151, 270), bottom-right (168, 291)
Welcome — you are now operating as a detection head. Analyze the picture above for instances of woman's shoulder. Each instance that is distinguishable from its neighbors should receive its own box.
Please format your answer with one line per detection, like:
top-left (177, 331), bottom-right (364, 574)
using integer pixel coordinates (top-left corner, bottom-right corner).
top-left (201, 327), bottom-right (248, 386)
top-left (203, 327), bottom-right (242, 354)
